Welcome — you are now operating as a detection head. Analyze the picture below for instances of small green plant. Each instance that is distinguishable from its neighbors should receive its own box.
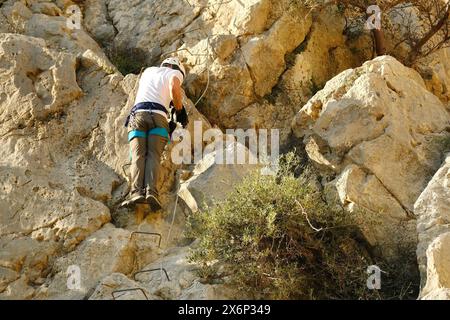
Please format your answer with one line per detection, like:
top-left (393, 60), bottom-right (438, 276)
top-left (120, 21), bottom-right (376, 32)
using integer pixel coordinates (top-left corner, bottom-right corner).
top-left (188, 152), bottom-right (419, 299)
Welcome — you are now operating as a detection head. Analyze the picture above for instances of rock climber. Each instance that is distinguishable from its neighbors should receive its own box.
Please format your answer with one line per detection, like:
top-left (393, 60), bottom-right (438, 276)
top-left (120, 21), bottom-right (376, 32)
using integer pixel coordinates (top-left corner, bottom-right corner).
top-left (123, 57), bottom-right (189, 211)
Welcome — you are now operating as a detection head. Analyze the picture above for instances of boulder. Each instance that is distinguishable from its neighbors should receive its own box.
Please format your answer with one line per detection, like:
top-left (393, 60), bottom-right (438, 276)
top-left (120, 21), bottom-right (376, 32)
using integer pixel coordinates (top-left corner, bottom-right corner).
top-left (179, 140), bottom-right (257, 213)
top-left (293, 55), bottom-right (450, 254)
top-left (420, 233), bottom-right (450, 299)
top-left (415, 153), bottom-right (450, 299)
top-left (324, 165), bottom-right (416, 257)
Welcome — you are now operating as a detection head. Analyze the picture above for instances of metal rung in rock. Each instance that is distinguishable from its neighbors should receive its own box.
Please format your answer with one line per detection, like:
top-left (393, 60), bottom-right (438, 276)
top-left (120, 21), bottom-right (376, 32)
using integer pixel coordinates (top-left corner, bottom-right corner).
top-left (134, 268), bottom-right (171, 282)
top-left (130, 231), bottom-right (162, 248)
top-left (111, 288), bottom-right (149, 300)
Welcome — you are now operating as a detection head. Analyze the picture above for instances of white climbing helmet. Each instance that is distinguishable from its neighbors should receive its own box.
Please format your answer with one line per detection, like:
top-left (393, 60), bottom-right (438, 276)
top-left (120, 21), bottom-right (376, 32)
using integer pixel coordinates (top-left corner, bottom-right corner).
top-left (161, 57), bottom-right (186, 81)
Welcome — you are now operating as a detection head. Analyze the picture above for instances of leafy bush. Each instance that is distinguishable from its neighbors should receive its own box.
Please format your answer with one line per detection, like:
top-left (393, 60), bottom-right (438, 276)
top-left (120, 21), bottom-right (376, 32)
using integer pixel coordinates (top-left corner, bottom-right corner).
top-left (188, 153), bottom-right (419, 299)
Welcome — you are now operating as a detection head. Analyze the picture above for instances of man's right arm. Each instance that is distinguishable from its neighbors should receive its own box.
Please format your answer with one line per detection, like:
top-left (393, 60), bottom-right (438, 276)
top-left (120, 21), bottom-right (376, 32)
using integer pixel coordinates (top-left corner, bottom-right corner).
top-left (169, 75), bottom-right (183, 111)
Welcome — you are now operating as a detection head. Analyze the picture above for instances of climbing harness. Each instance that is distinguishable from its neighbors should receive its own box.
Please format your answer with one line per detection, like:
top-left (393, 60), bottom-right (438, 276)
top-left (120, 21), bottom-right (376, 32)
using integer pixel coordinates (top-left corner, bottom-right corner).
top-left (124, 101), bottom-right (168, 128)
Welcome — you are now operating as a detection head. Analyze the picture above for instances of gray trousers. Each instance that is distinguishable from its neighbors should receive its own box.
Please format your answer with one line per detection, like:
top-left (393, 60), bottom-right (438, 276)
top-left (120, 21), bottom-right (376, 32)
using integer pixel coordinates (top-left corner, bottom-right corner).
top-left (127, 112), bottom-right (169, 197)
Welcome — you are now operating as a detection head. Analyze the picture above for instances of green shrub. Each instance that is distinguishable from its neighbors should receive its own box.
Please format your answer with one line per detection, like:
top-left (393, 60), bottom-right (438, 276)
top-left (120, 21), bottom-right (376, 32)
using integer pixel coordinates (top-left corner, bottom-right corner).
top-left (188, 153), bottom-right (419, 299)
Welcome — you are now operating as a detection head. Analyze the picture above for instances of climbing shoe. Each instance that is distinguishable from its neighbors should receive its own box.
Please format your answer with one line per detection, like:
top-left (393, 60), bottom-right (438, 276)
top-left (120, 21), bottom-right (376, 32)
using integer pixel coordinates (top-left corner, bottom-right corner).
top-left (121, 192), bottom-right (145, 208)
top-left (130, 193), bottom-right (145, 204)
top-left (145, 191), bottom-right (162, 212)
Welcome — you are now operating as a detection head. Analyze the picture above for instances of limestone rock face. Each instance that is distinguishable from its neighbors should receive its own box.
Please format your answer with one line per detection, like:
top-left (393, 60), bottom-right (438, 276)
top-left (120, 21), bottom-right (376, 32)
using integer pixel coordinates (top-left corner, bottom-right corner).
top-left (104, 0), bottom-right (205, 60)
top-left (0, 33), bottom-right (82, 127)
top-left (0, 7), bottom-right (157, 298)
top-left (1, 0), bottom-right (450, 301)
top-left (82, 0), bottom-right (369, 146)
top-left (279, 5), bottom-right (358, 107)
top-left (240, 4), bottom-right (312, 98)
top-left (0, 0), bottom-right (113, 66)
top-left (419, 48), bottom-right (450, 108)
top-left (0, 236), bottom-right (57, 299)
top-left (177, 0), bottom-right (313, 129)
top-left (34, 224), bottom-right (135, 299)
top-left (83, 0), bottom-right (116, 46)
top-left (415, 154), bottom-right (450, 299)
top-left (0, 32), bottom-right (124, 298)
top-left (0, 11), bottom-right (213, 299)
top-left (293, 56), bottom-right (450, 255)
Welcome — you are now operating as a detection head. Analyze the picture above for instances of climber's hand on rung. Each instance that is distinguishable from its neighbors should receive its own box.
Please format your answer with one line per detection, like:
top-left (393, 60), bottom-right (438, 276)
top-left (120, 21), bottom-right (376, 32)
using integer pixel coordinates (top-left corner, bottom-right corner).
top-left (176, 106), bottom-right (188, 128)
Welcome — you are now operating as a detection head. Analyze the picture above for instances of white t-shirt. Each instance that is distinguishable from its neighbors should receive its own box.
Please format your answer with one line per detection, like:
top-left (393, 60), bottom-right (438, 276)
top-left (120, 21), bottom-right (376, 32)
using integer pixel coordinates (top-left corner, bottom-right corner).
top-left (134, 67), bottom-right (184, 116)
